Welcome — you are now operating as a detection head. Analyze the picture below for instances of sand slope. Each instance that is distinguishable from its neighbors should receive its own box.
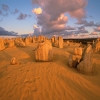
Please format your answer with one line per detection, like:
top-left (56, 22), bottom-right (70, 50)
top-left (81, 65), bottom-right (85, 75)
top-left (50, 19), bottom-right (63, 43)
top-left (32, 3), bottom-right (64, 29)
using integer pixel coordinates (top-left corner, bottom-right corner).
top-left (0, 43), bottom-right (100, 100)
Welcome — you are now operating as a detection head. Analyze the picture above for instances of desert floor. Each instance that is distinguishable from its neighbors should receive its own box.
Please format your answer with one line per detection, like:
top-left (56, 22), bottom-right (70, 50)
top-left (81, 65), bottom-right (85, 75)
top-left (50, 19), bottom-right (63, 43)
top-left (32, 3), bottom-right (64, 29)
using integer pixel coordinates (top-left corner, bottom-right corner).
top-left (0, 43), bottom-right (100, 100)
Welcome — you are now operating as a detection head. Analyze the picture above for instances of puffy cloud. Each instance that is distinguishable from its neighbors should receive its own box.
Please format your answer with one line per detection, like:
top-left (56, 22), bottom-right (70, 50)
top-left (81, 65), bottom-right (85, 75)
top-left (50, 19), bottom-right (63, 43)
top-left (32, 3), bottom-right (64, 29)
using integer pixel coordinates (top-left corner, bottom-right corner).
top-left (32, 7), bottom-right (42, 14)
top-left (76, 20), bottom-right (95, 27)
top-left (32, 0), bottom-right (87, 36)
top-left (95, 22), bottom-right (100, 27)
top-left (17, 13), bottom-right (31, 20)
top-left (77, 26), bottom-right (88, 34)
top-left (38, 13), bottom-right (68, 34)
top-left (76, 20), bottom-right (100, 28)
top-left (96, 26), bottom-right (100, 31)
top-left (0, 27), bottom-right (4, 31)
top-left (33, 25), bottom-right (39, 28)
top-left (94, 26), bottom-right (100, 32)
top-left (44, 26), bottom-right (89, 38)
top-left (79, 29), bottom-right (88, 33)
top-left (66, 26), bottom-right (76, 30)
top-left (77, 26), bottom-right (84, 30)
top-left (2, 4), bottom-right (9, 12)
top-left (11, 9), bottom-right (20, 14)
top-left (90, 31), bottom-right (98, 35)
top-left (76, 19), bottom-right (87, 25)
top-left (69, 29), bottom-right (88, 34)
top-left (14, 9), bottom-right (19, 14)
top-left (0, 4), bottom-right (9, 17)
top-left (35, 12), bottom-right (68, 34)
top-left (84, 21), bottom-right (95, 27)
top-left (0, 4), bottom-right (31, 20)
top-left (33, 25), bottom-right (41, 35)
top-left (69, 8), bottom-right (86, 19)
top-left (65, 26), bottom-right (88, 35)
top-left (32, 0), bottom-right (87, 21)
top-left (1, 5), bottom-right (20, 17)
top-left (0, 27), bottom-right (18, 36)
top-left (17, 13), bottom-right (27, 20)
top-left (37, 13), bottom-right (68, 26)
top-left (77, 26), bottom-right (88, 33)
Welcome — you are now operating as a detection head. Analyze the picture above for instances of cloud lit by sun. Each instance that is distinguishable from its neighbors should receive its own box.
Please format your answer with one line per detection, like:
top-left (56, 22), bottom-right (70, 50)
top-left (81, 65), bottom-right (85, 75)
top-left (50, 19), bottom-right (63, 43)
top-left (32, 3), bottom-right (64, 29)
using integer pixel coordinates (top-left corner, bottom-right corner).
top-left (32, 7), bottom-right (42, 15)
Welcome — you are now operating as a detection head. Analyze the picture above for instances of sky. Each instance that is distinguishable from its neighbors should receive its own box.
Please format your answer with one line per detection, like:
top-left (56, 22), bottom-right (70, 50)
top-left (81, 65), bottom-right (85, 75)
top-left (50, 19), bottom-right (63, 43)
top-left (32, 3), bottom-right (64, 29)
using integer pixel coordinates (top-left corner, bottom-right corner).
top-left (0, 0), bottom-right (100, 38)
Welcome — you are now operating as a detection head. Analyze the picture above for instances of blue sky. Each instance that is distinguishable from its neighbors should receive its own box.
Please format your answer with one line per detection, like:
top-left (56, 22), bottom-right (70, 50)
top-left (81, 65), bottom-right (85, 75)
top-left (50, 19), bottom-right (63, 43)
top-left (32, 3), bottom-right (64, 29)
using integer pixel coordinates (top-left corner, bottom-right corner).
top-left (0, 0), bottom-right (100, 37)
top-left (0, 0), bottom-right (36, 35)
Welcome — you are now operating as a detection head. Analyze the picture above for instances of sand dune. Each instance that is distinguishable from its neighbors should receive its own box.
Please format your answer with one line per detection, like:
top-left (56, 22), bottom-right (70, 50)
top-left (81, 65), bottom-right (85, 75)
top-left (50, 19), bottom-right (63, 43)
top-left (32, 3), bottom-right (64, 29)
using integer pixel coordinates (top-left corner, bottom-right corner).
top-left (0, 43), bottom-right (100, 100)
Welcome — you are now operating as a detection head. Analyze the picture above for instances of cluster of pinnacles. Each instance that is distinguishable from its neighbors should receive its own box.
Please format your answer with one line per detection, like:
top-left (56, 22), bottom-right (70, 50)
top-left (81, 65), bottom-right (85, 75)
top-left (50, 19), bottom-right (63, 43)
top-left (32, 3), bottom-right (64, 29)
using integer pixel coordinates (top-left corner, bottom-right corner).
top-left (34, 35), bottom-right (63, 61)
top-left (51, 36), bottom-right (63, 48)
top-left (68, 41), bottom-right (94, 74)
top-left (1, 35), bottom-right (99, 74)
top-left (92, 38), bottom-right (100, 53)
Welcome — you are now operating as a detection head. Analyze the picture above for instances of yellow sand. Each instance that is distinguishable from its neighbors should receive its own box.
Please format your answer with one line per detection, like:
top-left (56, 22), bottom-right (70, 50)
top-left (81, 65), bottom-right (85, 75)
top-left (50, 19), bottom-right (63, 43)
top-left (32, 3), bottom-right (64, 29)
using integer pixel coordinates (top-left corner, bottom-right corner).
top-left (0, 43), bottom-right (100, 100)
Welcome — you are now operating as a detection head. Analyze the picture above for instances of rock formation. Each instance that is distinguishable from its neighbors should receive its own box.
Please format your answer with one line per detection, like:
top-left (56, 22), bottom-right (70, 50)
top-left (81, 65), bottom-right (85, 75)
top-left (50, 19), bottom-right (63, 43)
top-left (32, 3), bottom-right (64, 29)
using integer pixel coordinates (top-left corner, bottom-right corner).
top-left (68, 54), bottom-right (81, 68)
top-left (92, 39), bottom-right (100, 53)
top-left (32, 36), bottom-right (36, 43)
top-left (25, 38), bottom-right (29, 45)
top-left (79, 42), bottom-right (83, 47)
top-left (58, 36), bottom-right (63, 48)
top-left (37, 35), bottom-right (45, 43)
top-left (68, 47), bottom-right (82, 68)
top-left (10, 57), bottom-right (18, 65)
top-left (7, 40), bottom-right (15, 48)
top-left (73, 47), bottom-right (82, 56)
top-left (28, 37), bottom-right (33, 43)
top-left (53, 39), bottom-right (58, 47)
top-left (15, 41), bottom-right (26, 47)
top-left (0, 38), bottom-right (5, 50)
top-left (66, 41), bottom-right (70, 46)
top-left (35, 40), bottom-right (53, 61)
top-left (73, 48), bottom-right (77, 55)
top-left (51, 36), bottom-right (56, 43)
top-left (77, 45), bottom-right (93, 74)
